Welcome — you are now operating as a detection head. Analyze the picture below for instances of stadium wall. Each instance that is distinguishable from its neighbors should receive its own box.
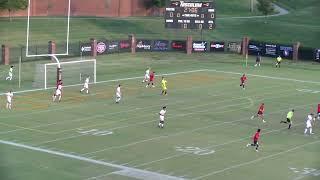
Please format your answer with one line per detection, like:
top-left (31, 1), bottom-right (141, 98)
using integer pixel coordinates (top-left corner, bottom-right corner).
top-left (0, 0), bottom-right (156, 17)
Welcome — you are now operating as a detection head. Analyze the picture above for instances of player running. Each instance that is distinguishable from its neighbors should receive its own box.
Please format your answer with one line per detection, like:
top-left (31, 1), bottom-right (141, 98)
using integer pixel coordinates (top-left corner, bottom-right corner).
top-left (317, 103), bottom-right (320, 121)
top-left (161, 77), bottom-right (167, 95)
top-left (158, 106), bottom-right (167, 128)
top-left (52, 81), bottom-right (63, 102)
top-left (115, 84), bottom-right (121, 103)
top-left (142, 68), bottom-right (150, 83)
top-left (5, 90), bottom-right (13, 110)
top-left (304, 113), bottom-right (314, 135)
top-left (5, 66), bottom-right (13, 81)
top-left (240, 74), bottom-right (247, 89)
top-left (246, 129), bottom-right (261, 152)
top-left (146, 71), bottom-right (155, 88)
top-left (251, 103), bottom-right (266, 123)
top-left (280, 109), bottom-right (294, 129)
top-left (275, 55), bottom-right (282, 68)
top-left (80, 76), bottom-right (90, 94)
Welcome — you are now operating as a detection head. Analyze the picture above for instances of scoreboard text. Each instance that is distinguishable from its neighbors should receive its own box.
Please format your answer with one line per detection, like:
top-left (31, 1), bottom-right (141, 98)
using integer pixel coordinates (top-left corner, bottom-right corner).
top-left (165, 1), bottom-right (216, 30)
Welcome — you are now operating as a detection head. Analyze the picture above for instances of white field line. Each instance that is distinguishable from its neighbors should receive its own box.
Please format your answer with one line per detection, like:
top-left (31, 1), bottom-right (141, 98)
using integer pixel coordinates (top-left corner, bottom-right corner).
top-left (34, 87), bottom-right (296, 146)
top-left (34, 96), bottom-right (255, 146)
top-left (0, 69), bottom-right (207, 96)
top-left (0, 79), bottom-right (283, 136)
top-left (134, 120), bottom-right (307, 170)
top-left (192, 140), bottom-right (320, 180)
top-left (81, 90), bottom-right (305, 156)
top-left (0, 140), bottom-right (185, 180)
top-left (206, 69), bottom-right (320, 85)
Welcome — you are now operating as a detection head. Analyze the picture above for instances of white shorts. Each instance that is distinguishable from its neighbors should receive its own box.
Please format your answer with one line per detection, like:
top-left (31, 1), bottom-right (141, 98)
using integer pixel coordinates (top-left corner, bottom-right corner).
top-left (84, 83), bottom-right (89, 89)
top-left (145, 74), bottom-right (150, 80)
top-left (7, 99), bottom-right (11, 104)
top-left (116, 93), bottom-right (121, 98)
top-left (160, 115), bottom-right (164, 121)
top-left (55, 89), bottom-right (61, 96)
top-left (306, 122), bottom-right (312, 128)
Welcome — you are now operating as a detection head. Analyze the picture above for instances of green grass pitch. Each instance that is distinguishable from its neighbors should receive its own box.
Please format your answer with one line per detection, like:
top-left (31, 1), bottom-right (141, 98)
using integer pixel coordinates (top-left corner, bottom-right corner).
top-left (0, 52), bottom-right (319, 180)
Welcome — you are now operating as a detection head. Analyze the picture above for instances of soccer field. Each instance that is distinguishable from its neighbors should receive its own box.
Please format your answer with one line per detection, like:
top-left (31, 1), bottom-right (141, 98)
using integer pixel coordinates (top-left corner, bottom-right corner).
top-left (0, 53), bottom-right (320, 180)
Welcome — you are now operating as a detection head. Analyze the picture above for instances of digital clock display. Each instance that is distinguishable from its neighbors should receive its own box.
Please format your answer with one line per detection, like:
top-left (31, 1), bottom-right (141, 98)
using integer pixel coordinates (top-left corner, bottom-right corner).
top-left (165, 1), bottom-right (216, 30)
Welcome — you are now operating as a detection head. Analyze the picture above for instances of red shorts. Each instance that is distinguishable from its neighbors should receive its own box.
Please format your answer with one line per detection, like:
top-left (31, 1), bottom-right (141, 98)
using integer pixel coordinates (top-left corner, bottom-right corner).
top-left (257, 111), bottom-right (263, 115)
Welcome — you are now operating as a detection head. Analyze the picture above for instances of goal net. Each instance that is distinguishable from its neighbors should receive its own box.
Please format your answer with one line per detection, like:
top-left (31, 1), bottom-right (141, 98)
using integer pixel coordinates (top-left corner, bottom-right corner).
top-left (33, 59), bottom-right (96, 89)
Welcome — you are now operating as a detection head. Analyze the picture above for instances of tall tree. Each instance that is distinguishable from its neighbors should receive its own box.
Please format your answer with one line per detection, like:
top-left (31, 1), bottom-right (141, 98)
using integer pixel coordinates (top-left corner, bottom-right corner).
top-left (256, 0), bottom-right (275, 17)
top-left (0, 0), bottom-right (28, 21)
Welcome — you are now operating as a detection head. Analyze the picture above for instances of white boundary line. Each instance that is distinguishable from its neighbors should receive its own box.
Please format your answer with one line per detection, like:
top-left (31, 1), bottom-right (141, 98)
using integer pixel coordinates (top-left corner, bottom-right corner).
top-left (0, 140), bottom-right (185, 180)
top-left (192, 140), bottom-right (320, 180)
top-left (0, 69), bottom-right (207, 96)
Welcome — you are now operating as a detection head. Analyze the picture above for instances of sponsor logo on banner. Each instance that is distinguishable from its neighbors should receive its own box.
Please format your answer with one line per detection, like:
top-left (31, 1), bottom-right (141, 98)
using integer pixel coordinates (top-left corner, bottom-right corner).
top-left (96, 41), bottom-right (107, 54)
top-left (80, 45), bottom-right (91, 53)
top-left (315, 49), bottom-right (320, 61)
top-left (153, 40), bottom-right (169, 51)
top-left (136, 40), bottom-right (152, 51)
top-left (210, 42), bottom-right (225, 52)
top-left (107, 41), bottom-right (119, 53)
top-left (227, 42), bottom-right (241, 53)
top-left (119, 40), bottom-right (131, 49)
top-left (171, 41), bottom-right (186, 51)
top-left (248, 41), bottom-right (264, 55)
top-left (193, 41), bottom-right (207, 52)
top-left (279, 45), bottom-right (293, 58)
top-left (265, 44), bottom-right (277, 56)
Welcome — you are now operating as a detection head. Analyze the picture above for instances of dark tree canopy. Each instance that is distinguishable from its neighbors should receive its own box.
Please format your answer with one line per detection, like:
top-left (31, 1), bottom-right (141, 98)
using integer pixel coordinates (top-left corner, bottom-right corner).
top-left (256, 0), bottom-right (275, 16)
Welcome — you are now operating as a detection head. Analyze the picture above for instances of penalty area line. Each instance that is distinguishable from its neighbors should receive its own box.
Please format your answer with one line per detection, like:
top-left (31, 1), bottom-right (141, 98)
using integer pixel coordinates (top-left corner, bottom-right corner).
top-left (0, 140), bottom-right (185, 180)
top-left (0, 69), bottom-right (207, 96)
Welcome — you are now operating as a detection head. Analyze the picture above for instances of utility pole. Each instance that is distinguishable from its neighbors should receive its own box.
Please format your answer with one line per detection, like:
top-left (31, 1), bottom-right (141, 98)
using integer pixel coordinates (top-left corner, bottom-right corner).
top-left (250, 0), bottom-right (254, 12)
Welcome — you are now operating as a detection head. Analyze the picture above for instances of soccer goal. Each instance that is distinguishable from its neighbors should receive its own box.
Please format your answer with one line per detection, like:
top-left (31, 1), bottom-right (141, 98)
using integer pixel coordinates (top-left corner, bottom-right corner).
top-left (33, 59), bottom-right (96, 89)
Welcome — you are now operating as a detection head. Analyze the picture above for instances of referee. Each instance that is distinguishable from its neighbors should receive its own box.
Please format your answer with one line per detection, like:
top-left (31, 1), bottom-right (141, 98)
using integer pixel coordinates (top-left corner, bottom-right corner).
top-left (275, 55), bottom-right (282, 68)
top-left (281, 109), bottom-right (294, 129)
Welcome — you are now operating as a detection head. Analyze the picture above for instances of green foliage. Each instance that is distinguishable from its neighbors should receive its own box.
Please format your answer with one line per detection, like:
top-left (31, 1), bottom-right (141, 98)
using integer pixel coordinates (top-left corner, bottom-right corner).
top-left (256, 0), bottom-right (275, 16)
top-left (0, 0), bottom-right (27, 20)
top-left (145, 0), bottom-right (167, 8)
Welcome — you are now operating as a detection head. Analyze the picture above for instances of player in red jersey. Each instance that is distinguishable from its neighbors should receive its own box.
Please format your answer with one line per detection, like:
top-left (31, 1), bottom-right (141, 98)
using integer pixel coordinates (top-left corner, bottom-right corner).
top-left (251, 103), bottom-right (266, 123)
top-left (146, 71), bottom-right (155, 88)
top-left (240, 74), bottom-right (247, 89)
top-left (247, 129), bottom-right (261, 152)
top-left (317, 104), bottom-right (320, 120)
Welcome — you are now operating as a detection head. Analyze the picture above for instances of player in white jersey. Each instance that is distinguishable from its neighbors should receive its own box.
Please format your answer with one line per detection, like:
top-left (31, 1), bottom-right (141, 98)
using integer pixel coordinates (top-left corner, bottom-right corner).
top-left (80, 76), bottom-right (90, 94)
top-left (158, 106), bottom-right (167, 128)
top-left (52, 82), bottom-right (63, 102)
top-left (142, 68), bottom-right (150, 83)
top-left (5, 90), bottom-right (13, 110)
top-left (5, 66), bottom-right (13, 80)
top-left (304, 113), bottom-right (314, 135)
top-left (115, 84), bottom-right (121, 103)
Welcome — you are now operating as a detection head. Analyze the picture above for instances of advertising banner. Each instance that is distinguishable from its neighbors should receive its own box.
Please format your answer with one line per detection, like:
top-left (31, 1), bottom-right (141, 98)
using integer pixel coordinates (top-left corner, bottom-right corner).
top-left (210, 42), bottom-right (225, 52)
top-left (153, 40), bottom-right (169, 51)
top-left (315, 49), bottom-right (320, 61)
top-left (136, 40), bottom-right (152, 51)
top-left (80, 42), bottom-right (92, 55)
top-left (227, 42), bottom-right (241, 53)
top-left (171, 40), bottom-right (186, 51)
top-left (248, 41), bottom-right (264, 55)
top-left (107, 41), bottom-right (119, 53)
top-left (278, 45), bottom-right (293, 59)
top-left (119, 40), bottom-right (131, 52)
top-left (264, 43), bottom-right (277, 57)
top-left (192, 41), bottom-right (207, 52)
top-left (96, 41), bottom-right (108, 55)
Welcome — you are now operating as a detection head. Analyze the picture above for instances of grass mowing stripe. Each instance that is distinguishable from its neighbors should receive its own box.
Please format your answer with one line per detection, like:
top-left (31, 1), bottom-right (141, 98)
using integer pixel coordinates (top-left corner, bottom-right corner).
top-left (33, 84), bottom-right (294, 146)
top-left (192, 140), bottom-right (320, 180)
top-left (130, 103), bottom-right (313, 169)
top-left (81, 90), bottom-right (303, 156)
top-left (0, 139), bottom-right (185, 180)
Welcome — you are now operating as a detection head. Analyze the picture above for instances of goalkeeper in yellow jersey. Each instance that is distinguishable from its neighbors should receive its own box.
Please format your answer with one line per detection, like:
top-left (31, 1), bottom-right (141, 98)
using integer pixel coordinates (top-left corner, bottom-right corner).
top-left (275, 55), bottom-right (282, 68)
top-left (280, 109), bottom-right (294, 129)
top-left (161, 77), bottom-right (167, 95)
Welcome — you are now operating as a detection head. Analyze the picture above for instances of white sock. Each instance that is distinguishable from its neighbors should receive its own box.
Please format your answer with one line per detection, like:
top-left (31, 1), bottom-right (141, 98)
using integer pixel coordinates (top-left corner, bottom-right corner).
top-left (86, 90), bottom-right (89, 94)
top-left (310, 128), bottom-right (313, 134)
top-left (304, 128), bottom-right (308, 134)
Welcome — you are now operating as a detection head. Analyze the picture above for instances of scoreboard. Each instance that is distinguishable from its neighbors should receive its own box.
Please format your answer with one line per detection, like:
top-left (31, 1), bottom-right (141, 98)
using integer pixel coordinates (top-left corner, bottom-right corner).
top-left (165, 1), bottom-right (216, 30)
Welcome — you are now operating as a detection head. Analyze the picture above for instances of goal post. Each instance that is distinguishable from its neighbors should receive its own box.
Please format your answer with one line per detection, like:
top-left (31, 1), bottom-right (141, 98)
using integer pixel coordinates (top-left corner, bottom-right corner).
top-left (33, 59), bottom-right (97, 89)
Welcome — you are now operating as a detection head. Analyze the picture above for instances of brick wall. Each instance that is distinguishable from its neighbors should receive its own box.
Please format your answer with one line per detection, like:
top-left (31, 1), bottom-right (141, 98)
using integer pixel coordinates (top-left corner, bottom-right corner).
top-left (0, 0), bottom-right (150, 17)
